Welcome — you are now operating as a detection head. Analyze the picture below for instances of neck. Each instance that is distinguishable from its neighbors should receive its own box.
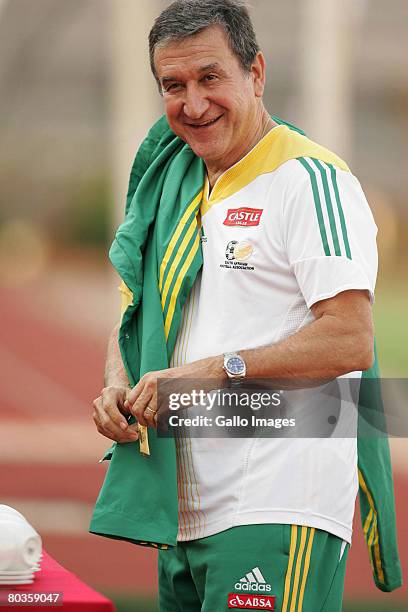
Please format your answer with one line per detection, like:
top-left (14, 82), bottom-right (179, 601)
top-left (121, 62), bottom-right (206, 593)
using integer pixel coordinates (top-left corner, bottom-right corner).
top-left (206, 109), bottom-right (277, 189)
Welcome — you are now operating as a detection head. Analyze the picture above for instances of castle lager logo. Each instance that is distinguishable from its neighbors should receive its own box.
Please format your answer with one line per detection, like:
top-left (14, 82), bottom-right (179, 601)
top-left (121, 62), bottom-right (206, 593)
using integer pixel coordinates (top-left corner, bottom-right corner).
top-left (223, 207), bottom-right (263, 227)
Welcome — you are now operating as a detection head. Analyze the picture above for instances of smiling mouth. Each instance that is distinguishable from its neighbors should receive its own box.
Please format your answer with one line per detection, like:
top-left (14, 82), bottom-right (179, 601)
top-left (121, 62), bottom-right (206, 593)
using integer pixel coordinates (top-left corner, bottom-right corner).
top-left (187, 114), bottom-right (223, 129)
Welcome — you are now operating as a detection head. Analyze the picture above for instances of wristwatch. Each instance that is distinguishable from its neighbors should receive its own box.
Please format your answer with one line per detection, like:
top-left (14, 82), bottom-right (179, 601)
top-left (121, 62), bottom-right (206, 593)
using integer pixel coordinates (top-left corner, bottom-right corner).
top-left (223, 352), bottom-right (246, 385)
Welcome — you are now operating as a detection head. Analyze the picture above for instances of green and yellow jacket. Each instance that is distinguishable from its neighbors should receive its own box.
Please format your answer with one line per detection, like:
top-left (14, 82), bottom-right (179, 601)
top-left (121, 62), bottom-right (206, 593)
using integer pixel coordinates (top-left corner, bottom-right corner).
top-left (90, 115), bottom-right (402, 592)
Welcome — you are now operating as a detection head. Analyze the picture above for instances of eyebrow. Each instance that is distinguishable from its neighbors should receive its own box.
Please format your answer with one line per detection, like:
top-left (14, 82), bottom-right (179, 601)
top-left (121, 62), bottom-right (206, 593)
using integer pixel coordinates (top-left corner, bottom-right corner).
top-left (161, 63), bottom-right (222, 85)
top-left (197, 63), bottom-right (221, 73)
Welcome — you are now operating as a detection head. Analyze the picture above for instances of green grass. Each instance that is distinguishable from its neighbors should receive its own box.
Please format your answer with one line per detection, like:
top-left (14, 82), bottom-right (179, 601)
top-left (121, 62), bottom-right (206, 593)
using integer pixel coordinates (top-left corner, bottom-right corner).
top-left (373, 280), bottom-right (408, 376)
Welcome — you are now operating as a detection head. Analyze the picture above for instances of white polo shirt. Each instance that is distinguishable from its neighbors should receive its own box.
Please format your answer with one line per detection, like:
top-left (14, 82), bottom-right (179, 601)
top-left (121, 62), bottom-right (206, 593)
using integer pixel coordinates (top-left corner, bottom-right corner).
top-left (170, 125), bottom-right (378, 543)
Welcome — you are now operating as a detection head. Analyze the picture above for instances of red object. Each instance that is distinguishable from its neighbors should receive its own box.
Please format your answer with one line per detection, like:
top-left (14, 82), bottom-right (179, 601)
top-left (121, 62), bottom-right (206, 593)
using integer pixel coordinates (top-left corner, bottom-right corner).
top-left (227, 592), bottom-right (275, 609)
top-left (223, 207), bottom-right (264, 227)
top-left (0, 551), bottom-right (115, 611)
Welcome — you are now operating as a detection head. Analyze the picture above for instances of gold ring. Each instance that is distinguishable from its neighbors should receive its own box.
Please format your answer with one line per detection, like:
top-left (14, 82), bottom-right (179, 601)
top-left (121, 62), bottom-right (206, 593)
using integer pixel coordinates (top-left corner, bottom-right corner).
top-left (145, 406), bottom-right (157, 415)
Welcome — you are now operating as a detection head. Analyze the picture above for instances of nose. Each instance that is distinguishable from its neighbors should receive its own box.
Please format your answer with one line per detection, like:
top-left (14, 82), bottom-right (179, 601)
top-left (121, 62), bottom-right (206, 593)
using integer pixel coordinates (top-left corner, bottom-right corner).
top-left (183, 83), bottom-right (210, 119)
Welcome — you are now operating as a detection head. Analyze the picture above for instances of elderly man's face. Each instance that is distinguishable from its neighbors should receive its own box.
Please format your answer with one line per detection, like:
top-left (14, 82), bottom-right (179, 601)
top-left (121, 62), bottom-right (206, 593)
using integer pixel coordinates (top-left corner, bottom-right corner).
top-left (154, 25), bottom-right (265, 172)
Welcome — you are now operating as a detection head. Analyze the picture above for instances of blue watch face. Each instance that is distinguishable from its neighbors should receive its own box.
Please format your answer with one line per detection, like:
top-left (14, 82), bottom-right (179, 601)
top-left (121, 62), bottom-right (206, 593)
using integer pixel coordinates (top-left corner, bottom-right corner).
top-left (227, 357), bottom-right (245, 375)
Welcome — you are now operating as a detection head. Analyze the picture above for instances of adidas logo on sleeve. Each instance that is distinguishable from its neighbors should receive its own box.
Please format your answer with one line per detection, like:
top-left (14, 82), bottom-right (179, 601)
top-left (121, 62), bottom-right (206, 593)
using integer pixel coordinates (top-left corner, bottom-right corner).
top-left (235, 567), bottom-right (272, 592)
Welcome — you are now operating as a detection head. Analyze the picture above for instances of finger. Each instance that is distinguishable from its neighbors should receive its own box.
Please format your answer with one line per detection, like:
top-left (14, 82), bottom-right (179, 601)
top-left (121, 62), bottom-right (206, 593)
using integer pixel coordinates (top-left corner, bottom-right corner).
top-left (146, 389), bottom-right (158, 428)
top-left (143, 401), bottom-right (158, 429)
top-left (96, 401), bottom-right (136, 441)
top-left (92, 396), bottom-right (102, 413)
top-left (128, 423), bottom-right (140, 437)
top-left (132, 388), bottom-right (154, 427)
top-left (95, 424), bottom-right (138, 443)
top-left (92, 397), bottom-right (113, 433)
top-left (93, 412), bottom-right (138, 443)
top-left (93, 389), bottom-right (138, 442)
top-left (101, 389), bottom-right (130, 431)
top-left (125, 379), bottom-right (145, 410)
top-left (117, 423), bottom-right (140, 443)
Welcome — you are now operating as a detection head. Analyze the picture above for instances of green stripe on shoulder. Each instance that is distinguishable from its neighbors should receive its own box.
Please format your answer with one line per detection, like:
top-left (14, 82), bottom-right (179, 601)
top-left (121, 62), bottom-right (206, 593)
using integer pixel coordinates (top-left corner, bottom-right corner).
top-left (298, 157), bottom-right (353, 260)
top-left (327, 163), bottom-right (352, 259)
top-left (311, 158), bottom-right (341, 256)
top-left (297, 157), bottom-right (330, 256)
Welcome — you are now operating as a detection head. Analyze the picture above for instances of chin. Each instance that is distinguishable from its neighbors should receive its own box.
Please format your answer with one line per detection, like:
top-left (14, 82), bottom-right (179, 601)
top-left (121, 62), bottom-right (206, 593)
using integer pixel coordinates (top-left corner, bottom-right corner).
top-left (189, 138), bottom-right (224, 160)
top-left (192, 146), bottom-right (220, 162)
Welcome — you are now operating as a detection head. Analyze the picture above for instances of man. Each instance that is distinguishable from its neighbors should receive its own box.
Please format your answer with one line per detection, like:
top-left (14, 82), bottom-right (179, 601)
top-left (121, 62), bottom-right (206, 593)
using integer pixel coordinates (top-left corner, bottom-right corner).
top-left (91, 2), bottom-right (401, 610)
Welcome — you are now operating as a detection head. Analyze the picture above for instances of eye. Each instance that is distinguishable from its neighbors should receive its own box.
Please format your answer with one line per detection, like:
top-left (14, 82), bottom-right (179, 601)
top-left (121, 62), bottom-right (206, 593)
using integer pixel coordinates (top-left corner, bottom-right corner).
top-left (164, 82), bottom-right (182, 93)
top-left (203, 74), bottom-right (218, 83)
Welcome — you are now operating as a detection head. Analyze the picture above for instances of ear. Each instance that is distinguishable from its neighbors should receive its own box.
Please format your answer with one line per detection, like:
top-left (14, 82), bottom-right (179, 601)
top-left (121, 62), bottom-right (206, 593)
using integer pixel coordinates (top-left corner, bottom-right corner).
top-left (251, 51), bottom-right (266, 98)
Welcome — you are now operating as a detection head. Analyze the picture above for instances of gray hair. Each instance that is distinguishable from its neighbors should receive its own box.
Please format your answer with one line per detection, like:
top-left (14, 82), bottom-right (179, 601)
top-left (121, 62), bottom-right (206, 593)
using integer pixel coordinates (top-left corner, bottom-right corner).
top-left (149, 0), bottom-right (260, 84)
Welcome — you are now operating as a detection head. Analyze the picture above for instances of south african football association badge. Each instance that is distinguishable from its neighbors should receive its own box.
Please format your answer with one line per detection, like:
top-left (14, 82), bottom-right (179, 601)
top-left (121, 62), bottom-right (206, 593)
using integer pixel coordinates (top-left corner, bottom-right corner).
top-left (221, 240), bottom-right (255, 271)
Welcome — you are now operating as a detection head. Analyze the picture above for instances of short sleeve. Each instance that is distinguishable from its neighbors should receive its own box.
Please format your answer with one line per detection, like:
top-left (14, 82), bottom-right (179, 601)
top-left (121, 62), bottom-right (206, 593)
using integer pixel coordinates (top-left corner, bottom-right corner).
top-left (282, 157), bottom-right (378, 308)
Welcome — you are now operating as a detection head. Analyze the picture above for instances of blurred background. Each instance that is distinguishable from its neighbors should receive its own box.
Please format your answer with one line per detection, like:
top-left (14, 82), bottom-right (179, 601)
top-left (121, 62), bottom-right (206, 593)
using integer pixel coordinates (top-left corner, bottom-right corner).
top-left (0, 0), bottom-right (406, 610)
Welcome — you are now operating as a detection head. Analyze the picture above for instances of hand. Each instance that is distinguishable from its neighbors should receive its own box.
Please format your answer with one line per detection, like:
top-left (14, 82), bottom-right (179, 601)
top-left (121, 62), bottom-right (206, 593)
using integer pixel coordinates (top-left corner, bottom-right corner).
top-left (125, 368), bottom-right (206, 429)
top-left (124, 355), bottom-right (224, 429)
top-left (92, 385), bottom-right (139, 443)
top-left (124, 371), bottom-right (162, 429)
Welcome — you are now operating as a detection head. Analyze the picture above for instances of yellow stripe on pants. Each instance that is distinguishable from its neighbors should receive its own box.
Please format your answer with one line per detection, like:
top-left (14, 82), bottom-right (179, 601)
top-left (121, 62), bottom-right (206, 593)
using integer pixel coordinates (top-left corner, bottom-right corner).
top-left (282, 526), bottom-right (315, 612)
top-left (297, 528), bottom-right (315, 611)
